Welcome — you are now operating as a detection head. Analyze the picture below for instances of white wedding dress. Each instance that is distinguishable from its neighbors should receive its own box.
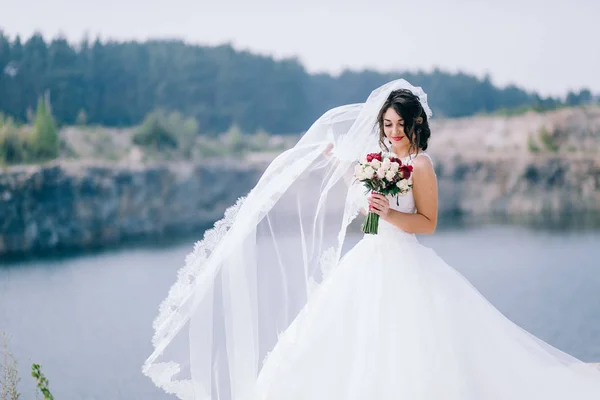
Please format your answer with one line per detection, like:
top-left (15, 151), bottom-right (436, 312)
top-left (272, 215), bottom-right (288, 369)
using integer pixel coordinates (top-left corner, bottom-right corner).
top-left (143, 80), bottom-right (600, 400)
top-left (253, 154), bottom-right (600, 400)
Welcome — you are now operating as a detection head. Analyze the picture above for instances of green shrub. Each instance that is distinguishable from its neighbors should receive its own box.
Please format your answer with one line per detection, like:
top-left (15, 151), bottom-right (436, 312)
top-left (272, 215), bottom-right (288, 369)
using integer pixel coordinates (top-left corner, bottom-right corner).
top-left (132, 110), bottom-right (297, 160)
top-left (0, 118), bottom-right (27, 165)
top-left (538, 126), bottom-right (559, 152)
top-left (222, 125), bottom-right (245, 154)
top-left (31, 364), bottom-right (54, 400)
top-left (248, 130), bottom-right (271, 151)
top-left (165, 111), bottom-right (199, 157)
top-left (133, 111), bottom-right (179, 151)
top-left (527, 134), bottom-right (540, 153)
top-left (27, 97), bottom-right (59, 161)
top-left (133, 110), bottom-right (203, 156)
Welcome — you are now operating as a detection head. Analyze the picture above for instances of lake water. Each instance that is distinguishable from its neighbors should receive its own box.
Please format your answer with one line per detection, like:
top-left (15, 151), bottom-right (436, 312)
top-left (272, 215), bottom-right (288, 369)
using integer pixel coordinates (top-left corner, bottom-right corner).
top-left (1, 223), bottom-right (599, 399)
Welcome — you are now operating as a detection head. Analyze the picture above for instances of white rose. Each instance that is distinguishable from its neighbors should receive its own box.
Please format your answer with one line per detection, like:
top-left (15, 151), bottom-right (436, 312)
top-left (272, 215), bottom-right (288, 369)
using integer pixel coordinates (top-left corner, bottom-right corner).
top-left (370, 159), bottom-right (381, 170)
top-left (363, 166), bottom-right (375, 178)
top-left (381, 158), bottom-right (391, 171)
top-left (396, 180), bottom-right (411, 192)
top-left (385, 170), bottom-right (396, 181)
top-left (390, 162), bottom-right (400, 172)
top-left (354, 164), bottom-right (363, 178)
top-left (360, 155), bottom-right (368, 164)
top-left (376, 167), bottom-right (386, 179)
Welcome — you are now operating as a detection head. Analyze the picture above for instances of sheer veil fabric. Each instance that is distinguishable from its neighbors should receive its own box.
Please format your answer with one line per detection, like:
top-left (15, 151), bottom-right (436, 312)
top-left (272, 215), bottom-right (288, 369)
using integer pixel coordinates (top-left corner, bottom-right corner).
top-left (142, 79), bottom-right (432, 399)
top-left (142, 79), bottom-right (600, 400)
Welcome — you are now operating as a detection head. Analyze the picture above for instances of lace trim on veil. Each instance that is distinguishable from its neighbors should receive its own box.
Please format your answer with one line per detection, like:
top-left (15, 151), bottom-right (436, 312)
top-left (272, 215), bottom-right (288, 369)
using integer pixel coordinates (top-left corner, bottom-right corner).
top-left (142, 147), bottom-right (339, 399)
top-left (142, 195), bottom-right (247, 398)
top-left (150, 195), bottom-right (247, 348)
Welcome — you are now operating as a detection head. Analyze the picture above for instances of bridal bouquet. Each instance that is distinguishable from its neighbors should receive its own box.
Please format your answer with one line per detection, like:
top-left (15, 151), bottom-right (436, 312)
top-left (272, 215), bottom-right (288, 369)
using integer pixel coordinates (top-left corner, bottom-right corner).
top-left (354, 152), bottom-right (413, 234)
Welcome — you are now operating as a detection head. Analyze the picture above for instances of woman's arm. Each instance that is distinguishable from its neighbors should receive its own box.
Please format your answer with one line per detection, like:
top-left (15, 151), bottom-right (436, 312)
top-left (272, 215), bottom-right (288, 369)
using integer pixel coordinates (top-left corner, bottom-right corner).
top-left (368, 155), bottom-right (438, 234)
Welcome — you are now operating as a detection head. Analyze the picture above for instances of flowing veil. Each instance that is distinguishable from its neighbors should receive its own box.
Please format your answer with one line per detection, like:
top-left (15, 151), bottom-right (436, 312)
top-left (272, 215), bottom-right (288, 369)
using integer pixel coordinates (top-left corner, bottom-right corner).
top-left (142, 79), bottom-right (433, 400)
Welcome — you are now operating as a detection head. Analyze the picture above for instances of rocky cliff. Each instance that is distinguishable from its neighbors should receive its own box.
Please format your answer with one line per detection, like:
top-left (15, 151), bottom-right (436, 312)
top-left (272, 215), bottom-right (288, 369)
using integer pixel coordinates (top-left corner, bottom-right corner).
top-left (1, 107), bottom-right (599, 257)
top-left (432, 153), bottom-right (600, 219)
top-left (1, 152), bottom-right (599, 258)
top-left (426, 106), bottom-right (600, 221)
top-left (0, 161), bottom-right (263, 257)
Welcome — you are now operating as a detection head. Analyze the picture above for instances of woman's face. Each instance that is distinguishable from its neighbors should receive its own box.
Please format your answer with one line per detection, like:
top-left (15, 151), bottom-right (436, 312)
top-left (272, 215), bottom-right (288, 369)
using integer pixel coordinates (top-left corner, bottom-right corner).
top-left (383, 107), bottom-right (410, 153)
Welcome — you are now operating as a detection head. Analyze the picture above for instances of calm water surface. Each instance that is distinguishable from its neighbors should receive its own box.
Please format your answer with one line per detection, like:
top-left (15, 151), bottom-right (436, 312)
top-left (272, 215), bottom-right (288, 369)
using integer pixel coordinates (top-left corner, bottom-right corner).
top-left (1, 223), bottom-right (599, 399)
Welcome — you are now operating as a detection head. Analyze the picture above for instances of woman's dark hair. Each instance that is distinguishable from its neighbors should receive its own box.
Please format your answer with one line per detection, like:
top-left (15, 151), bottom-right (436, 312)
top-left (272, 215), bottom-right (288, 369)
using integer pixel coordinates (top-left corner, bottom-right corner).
top-left (376, 88), bottom-right (431, 154)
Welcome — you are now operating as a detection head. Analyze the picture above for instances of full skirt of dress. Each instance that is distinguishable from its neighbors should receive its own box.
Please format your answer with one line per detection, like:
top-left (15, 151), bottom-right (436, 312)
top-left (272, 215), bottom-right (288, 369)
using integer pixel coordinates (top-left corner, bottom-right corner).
top-left (254, 225), bottom-right (600, 399)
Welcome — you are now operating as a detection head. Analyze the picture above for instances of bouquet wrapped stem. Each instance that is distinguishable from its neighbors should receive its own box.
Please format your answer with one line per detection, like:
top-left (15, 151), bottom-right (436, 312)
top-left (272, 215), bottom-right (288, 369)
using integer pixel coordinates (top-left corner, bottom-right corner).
top-left (362, 191), bottom-right (381, 234)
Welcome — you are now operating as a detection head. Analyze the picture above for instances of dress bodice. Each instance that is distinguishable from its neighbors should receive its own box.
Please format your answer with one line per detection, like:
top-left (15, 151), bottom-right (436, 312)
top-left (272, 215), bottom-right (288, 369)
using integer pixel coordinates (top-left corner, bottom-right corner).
top-left (388, 184), bottom-right (417, 214)
top-left (384, 151), bottom-right (431, 214)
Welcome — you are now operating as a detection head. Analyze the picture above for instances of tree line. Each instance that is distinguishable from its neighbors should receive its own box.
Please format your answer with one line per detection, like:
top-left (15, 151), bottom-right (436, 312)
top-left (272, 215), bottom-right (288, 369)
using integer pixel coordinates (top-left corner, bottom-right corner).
top-left (0, 31), bottom-right (596, 135)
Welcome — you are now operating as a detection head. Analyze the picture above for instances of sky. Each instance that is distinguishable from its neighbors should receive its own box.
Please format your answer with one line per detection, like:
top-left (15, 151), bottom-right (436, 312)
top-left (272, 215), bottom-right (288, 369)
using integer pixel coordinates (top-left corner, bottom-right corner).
top-left (1, 0), bottom-right (599, 96)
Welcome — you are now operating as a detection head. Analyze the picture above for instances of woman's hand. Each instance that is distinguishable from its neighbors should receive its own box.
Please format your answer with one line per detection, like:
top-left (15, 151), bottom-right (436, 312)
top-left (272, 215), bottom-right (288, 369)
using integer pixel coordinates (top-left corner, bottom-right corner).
top-left (368, 193), bottom-right (390, 219)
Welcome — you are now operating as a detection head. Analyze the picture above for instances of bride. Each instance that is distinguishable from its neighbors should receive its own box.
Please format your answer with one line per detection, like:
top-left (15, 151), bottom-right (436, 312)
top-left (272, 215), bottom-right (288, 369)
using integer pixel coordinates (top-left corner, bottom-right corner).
top-left (143, 79), bottom-right (600, 399)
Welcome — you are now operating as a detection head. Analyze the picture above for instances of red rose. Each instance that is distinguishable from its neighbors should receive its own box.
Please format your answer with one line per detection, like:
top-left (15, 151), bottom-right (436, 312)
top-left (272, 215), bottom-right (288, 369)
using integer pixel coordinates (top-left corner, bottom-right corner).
top-left (400, 165), bottom-right (413, 179)
top-left (389, 157), bottom-right (402, 165)
top-left (366, 152), bottom-right (382, 162)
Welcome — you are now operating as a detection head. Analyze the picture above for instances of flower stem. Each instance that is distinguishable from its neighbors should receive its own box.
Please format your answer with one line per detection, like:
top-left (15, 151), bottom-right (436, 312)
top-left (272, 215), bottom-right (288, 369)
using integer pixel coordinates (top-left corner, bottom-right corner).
top-left (361, 211), bottom-right (380, 234)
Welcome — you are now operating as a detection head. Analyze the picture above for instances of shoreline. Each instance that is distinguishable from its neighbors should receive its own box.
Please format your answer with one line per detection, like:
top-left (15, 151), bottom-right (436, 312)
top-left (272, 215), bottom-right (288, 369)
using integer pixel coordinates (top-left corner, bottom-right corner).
top-left (2, 155), bottom-right (599, 259)
top-left (2, 209), bottom-right (599, 264)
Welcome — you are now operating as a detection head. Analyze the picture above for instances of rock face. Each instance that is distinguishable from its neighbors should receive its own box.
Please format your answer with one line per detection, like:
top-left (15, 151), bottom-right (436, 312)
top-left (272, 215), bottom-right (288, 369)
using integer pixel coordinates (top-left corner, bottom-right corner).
top-left (1, 107), bottom-right (600, 257)
top-left (1, 153), bottom-right (599, 257)
top-left (432, 153), bottom-right (600, 219)
top-left (426, 106), bottom-right (600, 222)
top-left (0, 161), bottom-right (264, 257)
top-left (428, 106), bottom-right (600, 156)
